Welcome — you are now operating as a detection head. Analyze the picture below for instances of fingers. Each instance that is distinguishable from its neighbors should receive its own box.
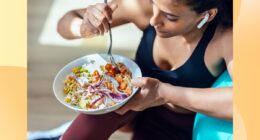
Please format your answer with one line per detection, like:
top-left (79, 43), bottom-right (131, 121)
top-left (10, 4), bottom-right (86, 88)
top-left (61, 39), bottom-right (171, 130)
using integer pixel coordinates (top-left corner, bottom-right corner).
top-left (80, 15), bottom-right (98, 37)
top-left (116, 102), bottom-right (139, 115)
top-left (115, 105), bottom-right (130, 115)
top-left (93, 5), bottom-right (111, 33)
top-left (87, 5), bottom-right (108, 35)
top-left (109, 3), bottom-right (118, 12)
top-left (96, 4), bottom-right (111, 23)
top-left (131, 77), bottom-right (149, 88)
top-left (80, 3), bottom-right (117, 37)
top-left (86, 8), bottom-right (105, 35)
top-left (116, 95), bottom-right (138, 115)
top-left (132, 77), bottom-right (160, 89)
top-left (97, 3), bottom-right (118, 21)
top-left (116, 92), bottom-right (143, 115)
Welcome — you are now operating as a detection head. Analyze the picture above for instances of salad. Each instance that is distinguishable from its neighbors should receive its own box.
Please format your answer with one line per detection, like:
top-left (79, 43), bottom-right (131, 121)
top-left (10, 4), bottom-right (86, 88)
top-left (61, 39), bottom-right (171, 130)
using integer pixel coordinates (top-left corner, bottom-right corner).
top-left (63, 62), bottom-right (133, 110)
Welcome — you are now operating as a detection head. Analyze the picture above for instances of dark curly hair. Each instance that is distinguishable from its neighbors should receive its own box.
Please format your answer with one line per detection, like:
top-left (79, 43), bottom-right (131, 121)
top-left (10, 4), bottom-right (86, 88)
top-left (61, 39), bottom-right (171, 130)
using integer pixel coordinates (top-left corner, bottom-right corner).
top-left (184, 0), bottom-right (233, 27)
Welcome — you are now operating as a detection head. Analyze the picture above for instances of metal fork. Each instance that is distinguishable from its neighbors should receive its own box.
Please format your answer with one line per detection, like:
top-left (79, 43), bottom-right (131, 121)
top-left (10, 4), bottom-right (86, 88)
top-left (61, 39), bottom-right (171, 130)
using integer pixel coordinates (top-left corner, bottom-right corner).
top-left (104, 0), bottom-right (119, 71)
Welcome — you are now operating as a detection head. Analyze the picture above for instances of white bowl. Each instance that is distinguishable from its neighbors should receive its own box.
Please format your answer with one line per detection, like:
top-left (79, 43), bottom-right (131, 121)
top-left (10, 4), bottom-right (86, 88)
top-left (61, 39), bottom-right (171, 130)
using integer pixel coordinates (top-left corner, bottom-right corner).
top-left (53, 54), bottom-right (142, 115)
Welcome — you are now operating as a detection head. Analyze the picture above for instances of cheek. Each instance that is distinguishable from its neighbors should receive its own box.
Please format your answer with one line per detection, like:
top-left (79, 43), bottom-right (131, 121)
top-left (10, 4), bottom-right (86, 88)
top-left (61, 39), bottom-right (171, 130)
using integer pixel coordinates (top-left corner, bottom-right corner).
top-left (164, 20), bottom-right (195, 35)
top-left (164, 21), bottom-right (187, 35)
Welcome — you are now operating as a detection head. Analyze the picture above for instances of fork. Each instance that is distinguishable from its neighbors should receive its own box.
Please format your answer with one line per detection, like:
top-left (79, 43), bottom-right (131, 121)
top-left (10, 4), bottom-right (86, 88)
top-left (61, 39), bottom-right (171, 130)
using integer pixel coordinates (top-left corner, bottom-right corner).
top-left (104, 0), bottom-right (120, 71)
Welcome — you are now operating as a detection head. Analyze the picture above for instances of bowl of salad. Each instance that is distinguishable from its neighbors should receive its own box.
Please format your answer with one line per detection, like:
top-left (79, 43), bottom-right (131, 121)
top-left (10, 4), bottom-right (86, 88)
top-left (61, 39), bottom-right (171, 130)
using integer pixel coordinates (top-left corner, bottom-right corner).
top-left (53, 54), bottom-right (142, 115)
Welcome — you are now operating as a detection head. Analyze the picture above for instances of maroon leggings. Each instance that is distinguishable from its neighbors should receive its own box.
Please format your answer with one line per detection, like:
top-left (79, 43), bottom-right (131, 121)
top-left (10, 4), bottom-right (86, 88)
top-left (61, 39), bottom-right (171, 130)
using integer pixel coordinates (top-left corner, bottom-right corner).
top-left (61, 106), bottom-right (195, 140)
top-left (61, 111), bottom-right (138, 140)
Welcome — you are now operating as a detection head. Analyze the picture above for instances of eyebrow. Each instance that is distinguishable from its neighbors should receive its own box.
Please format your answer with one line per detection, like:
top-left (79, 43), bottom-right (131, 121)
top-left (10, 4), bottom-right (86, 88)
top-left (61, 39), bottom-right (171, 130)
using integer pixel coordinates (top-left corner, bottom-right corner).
top-left (151, 0), bottom-right (180, 18)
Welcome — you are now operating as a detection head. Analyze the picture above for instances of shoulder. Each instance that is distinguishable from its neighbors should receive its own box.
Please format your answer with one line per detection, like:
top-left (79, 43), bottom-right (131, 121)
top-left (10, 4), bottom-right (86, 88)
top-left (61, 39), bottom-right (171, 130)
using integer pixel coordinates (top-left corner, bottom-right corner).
top-left (214, 26), bottom-right (233, 58)
top-left (219, 27), bottom-right (233, 59)
top-left (215, 27), bottom-right (233, 78)
top-left (205, 26), bottom-right (233, 77)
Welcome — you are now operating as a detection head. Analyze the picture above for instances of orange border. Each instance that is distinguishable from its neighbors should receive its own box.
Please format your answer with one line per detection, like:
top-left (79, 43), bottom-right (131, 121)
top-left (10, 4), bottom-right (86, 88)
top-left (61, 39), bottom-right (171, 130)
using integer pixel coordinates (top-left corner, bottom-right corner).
top-left (0, 0), bottom-right (27, 139)
top-left (234, 0), bottom-right (260, 139)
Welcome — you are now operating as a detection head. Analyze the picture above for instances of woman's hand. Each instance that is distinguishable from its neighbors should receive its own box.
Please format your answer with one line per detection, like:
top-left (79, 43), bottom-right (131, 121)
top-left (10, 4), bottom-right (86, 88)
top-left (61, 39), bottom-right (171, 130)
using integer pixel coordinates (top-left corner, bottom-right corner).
top-left (80, 3), bottom-right (118, 37)
top-left (115, 77), bottom-right (167, 115)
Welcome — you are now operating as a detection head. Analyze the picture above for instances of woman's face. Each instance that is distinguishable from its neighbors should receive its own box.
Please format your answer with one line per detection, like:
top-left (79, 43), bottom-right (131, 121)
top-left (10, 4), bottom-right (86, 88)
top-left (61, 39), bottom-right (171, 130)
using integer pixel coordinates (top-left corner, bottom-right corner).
top-left (150, 0), bottom-right (203, 38)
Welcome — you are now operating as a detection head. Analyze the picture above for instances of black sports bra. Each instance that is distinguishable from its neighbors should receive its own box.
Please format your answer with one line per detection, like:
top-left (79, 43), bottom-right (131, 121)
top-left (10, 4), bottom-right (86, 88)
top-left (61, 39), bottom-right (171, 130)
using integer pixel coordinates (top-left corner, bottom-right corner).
top-left (135, 20), bottom-right (221, 88)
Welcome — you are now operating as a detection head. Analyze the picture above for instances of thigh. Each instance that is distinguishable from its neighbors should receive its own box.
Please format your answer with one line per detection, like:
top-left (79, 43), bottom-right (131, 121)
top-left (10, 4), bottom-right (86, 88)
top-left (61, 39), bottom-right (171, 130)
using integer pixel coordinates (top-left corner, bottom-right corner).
top-left (61, 111), bottom-right (138, 140)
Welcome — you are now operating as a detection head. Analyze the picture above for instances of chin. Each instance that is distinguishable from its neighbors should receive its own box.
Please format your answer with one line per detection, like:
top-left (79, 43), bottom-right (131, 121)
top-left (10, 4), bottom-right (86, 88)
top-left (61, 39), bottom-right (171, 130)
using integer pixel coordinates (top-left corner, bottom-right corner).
top-left (156, 31), bottom-right (175, 38)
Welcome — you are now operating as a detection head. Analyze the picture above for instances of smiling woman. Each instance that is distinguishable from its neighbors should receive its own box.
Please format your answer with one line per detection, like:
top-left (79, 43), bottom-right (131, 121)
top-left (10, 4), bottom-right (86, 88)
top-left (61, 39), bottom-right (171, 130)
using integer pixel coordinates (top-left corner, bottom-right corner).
top-left (57, 0), bottom-right (233, 139)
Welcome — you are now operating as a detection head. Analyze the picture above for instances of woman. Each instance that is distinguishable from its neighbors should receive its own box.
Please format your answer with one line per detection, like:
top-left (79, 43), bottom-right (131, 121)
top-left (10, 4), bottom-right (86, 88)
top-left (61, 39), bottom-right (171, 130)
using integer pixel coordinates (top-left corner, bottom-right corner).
top-left (57, 0), bottom-right (233, 139)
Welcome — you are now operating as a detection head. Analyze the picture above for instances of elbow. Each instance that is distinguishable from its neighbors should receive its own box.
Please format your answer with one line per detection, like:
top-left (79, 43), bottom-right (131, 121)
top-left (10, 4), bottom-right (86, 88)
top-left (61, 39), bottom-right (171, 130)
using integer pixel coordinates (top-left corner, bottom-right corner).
top-left (211, 105), bottom-right (233, 121)
top-left (57, 17), bottom-right (72, 40)
top-left (57, 19), bottom-right (64, 38)
top-left (57, 11), bottom-right (79, 40)
top-left (186, 92), bottom-right (233, 120)
top-left (222, 100), bottom-right (233, 120)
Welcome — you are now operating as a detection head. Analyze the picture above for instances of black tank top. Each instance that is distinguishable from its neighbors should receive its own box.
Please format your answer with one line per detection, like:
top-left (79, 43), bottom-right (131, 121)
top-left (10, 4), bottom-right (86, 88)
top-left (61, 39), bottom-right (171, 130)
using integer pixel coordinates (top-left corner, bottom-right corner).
top-left (133, 20), bottom-right (221, 140)
top-left (135, 20), bottom-right (218, 88)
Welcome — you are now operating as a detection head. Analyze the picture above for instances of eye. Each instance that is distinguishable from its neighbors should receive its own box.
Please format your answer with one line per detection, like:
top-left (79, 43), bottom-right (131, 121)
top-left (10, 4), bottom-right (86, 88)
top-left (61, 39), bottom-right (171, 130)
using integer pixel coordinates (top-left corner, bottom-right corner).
top-left (165, 14), bottom-right (178, 22)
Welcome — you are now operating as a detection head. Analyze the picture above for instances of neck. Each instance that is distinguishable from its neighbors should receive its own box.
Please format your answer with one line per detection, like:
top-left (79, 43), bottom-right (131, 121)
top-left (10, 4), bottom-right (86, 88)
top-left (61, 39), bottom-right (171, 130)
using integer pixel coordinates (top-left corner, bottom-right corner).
top-left (182, 23), bottom-right (209, 44)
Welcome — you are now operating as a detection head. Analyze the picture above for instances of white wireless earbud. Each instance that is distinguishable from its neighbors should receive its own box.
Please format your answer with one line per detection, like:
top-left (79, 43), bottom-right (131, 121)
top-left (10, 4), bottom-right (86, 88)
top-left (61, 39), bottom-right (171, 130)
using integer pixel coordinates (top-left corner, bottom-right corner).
top-left (197, 13), bottom-right (209, 29)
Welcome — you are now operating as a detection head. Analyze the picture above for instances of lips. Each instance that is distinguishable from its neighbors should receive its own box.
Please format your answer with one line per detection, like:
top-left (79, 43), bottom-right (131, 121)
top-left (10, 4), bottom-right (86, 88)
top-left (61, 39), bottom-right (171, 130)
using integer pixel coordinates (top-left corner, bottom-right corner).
top-left (155, 29), bottom-right (168, 34)
top-left (155, 29), bottom-right (172, 38)
top-left (156, 30), bottom-right (169, 35)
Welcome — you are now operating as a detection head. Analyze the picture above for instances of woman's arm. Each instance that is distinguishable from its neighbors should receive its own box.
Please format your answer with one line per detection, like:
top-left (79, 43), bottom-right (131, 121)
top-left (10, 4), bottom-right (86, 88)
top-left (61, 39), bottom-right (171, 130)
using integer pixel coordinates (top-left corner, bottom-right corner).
top-left (115, 77), bottom-right (232, 120)
top-left (160, 84), bottom-right (232, 120)
top-left (57, 0), bottom-right (152, 39)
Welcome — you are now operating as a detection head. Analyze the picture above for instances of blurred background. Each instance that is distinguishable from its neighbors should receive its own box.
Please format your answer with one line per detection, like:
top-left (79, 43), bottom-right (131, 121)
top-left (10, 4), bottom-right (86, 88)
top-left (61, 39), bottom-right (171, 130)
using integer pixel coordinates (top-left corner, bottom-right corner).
top-left (28, 0), bottom-right (143, 139)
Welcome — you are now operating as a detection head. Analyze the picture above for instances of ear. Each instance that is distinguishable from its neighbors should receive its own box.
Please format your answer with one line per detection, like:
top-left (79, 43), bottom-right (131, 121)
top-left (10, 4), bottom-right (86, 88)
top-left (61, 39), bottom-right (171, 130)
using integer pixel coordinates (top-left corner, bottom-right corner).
top-left (206, 8), bottom-right (218, 22)
top-left (198, 8), bottom-right (218, 22)
top-left (196, 8), bottom-right (218, 29)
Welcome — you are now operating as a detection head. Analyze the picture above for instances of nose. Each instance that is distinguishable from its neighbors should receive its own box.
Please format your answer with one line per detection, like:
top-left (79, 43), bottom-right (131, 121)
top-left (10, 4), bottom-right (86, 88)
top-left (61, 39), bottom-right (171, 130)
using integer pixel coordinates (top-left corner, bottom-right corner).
top-left (150, 11), bottom-right (163, 27)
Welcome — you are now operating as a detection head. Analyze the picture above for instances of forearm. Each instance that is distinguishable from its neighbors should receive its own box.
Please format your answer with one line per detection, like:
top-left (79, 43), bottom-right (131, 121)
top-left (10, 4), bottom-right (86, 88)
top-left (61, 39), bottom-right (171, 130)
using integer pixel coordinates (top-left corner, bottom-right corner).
top-left (159, 83), bottom-right (233, 120)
